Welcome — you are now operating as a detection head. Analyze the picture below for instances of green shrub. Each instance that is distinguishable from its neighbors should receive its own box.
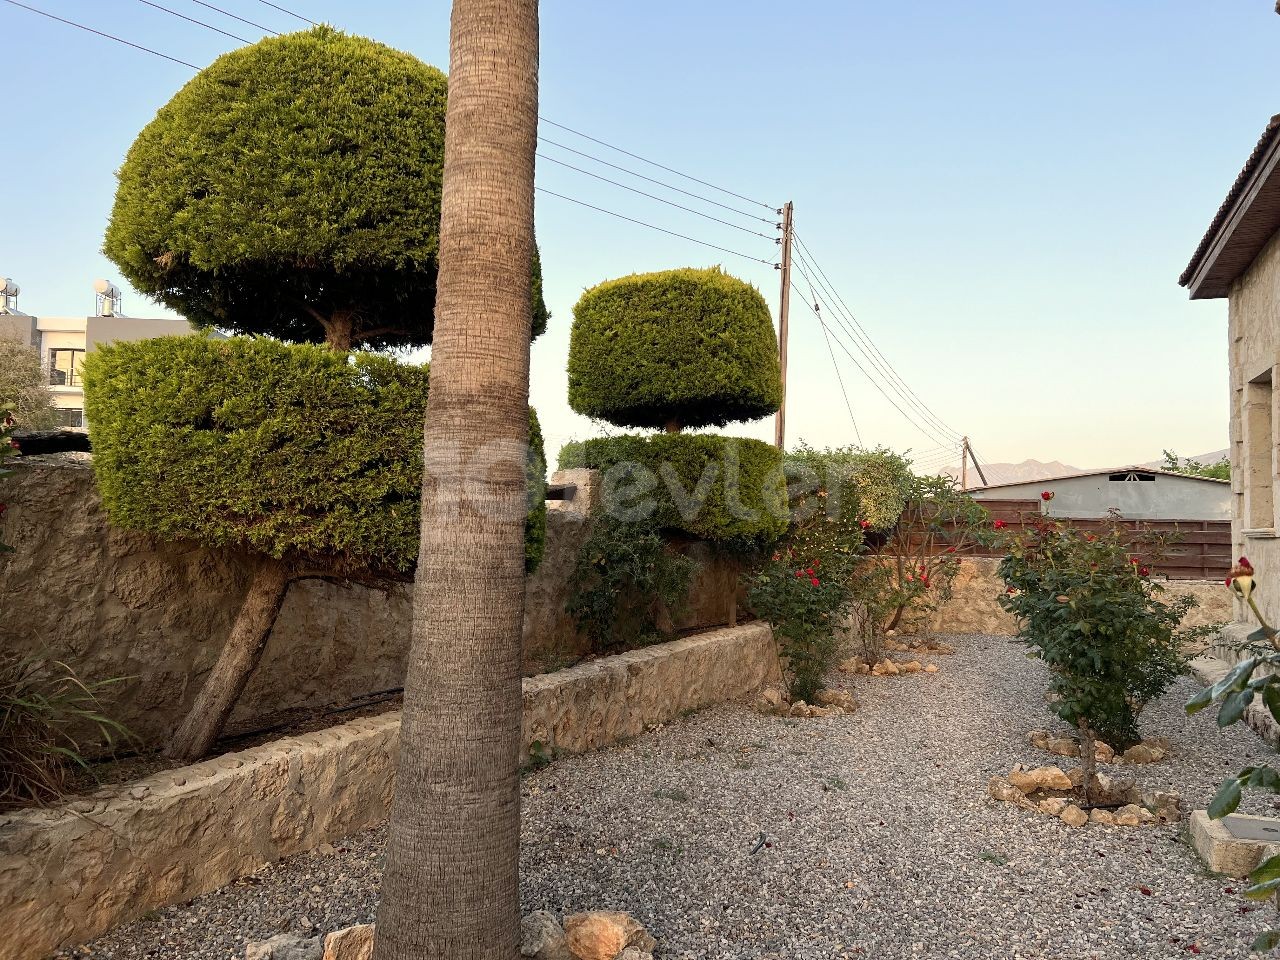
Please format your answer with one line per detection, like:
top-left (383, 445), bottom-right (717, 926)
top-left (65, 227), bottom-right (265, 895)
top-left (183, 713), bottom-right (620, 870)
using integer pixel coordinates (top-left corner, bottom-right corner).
top-left (568, 515), bottom-right (696, 653)
top-left (559, 433), bottom-right (787, 548)
top-left (748, 552), bottom-right (858, 703)
top-left (103, 26), bottom-right (546, 350)
top-left (999, 519), bottom-right (1204, 752)
top-left (0, 653), bottom-right (130, 811)
top-left (567, 267), bottom-right (782, 429)
top-left (83, 335), bottom-right (545, 573)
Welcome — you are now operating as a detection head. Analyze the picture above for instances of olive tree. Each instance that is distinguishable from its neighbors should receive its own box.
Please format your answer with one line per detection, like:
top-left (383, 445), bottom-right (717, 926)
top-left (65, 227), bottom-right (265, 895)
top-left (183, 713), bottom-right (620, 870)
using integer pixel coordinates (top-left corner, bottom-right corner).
top-left (103, 26), bottom-right (547, 352)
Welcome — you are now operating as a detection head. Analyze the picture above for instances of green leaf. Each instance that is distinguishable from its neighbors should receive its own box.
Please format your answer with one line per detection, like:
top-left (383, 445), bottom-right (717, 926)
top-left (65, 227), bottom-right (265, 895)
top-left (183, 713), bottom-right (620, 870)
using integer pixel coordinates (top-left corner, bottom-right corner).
top-left (1209, 777), bottom-right (1244, 819)
top-left (1221, 688), bottom-right (1257, 727)
top-left (1253, 930), bottom-right (1280, 951)
top-left (1245, 876), bottom-right (1280, 900)
top-left (1187, 684), bottom-right (1215, 715)
top-left (1252, 855), bottom-right (1280, 885)
top-left (1264, 683), bottom-right (1280, 724)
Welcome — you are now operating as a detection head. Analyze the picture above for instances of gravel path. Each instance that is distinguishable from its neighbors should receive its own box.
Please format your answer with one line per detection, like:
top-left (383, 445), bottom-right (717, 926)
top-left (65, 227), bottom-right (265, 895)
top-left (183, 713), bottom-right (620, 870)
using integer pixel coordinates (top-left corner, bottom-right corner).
top-left (61, 634), bottom-right (1280, 960)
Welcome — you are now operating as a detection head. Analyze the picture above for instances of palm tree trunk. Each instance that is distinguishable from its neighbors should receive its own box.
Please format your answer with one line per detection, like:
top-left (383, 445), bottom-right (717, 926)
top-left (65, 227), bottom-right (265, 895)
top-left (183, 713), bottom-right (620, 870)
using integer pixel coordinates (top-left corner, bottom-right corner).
top-left (164, 556), bottom-right (293, 761)
top-left (372, 1), bottom-right (539, 958)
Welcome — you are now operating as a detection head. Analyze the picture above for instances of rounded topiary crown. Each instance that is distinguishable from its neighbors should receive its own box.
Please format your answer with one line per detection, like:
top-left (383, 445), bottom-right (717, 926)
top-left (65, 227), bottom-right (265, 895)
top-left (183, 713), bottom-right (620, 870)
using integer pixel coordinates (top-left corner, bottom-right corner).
top-left (103, 26), bottom-right (547, 349)
top-left (567, 267), bottom-right (782, 430)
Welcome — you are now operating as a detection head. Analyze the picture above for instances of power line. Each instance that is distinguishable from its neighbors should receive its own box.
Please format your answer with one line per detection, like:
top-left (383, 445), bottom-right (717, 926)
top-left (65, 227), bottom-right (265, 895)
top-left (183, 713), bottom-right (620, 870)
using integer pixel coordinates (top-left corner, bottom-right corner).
top-left (1, 0), bottom-right (199, 67)
top-left (190, 0), bottom-right (281, 35)
top-left (251, 0), bottom-right (315, 25)
top-left (7, 0), bottom-right (781, 275)
top-left (797, 268), bottom-right (861, 445)
top-left (792, 231), bottom-right (963, 442)
top-left (791, 280), bottom-right (953, 448)
top-left (537, 153), bottom-right (775, 240)
top-left (538, 188), bottom-right (776, 266)
top-left (538, 116), bottom-right (775, 212)
top-left (135, 0), bottom-right (250, 43)
top-left (790, 251), bottom-right (961, 445)
top-left (791, 247), bottom-right (960, 443)
top-left (790, 260), bottom-right (956, 448)
top-left (539, 136), bottom-right (776, 226)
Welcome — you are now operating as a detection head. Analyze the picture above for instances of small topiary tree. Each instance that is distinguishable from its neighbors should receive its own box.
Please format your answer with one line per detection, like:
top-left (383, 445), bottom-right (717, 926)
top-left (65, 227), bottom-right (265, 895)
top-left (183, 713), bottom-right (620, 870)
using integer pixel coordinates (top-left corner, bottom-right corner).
top-left (568, 266), bottom-right (781, 431)
top-left (84, 336), bottom-right (545, 759)
top-left (103, 26), bottom-right (547, 352)
top-left (565, 267), bottom-right (786, 641)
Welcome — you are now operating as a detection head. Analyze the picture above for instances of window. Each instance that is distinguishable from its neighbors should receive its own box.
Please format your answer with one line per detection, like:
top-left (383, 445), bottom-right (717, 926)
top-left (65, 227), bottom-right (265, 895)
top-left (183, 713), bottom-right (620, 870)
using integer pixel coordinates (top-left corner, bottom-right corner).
top-left (1244, 367), bottom-right (1274, 530)
top-left (54, 408), bottom-right (84, 428)
top-left (48, 348), bottom-right (85, 387)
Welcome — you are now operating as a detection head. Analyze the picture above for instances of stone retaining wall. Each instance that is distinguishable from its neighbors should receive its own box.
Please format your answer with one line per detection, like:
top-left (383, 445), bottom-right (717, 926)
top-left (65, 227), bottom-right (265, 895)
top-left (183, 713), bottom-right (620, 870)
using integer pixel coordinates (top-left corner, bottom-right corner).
top-left (0, 622), bottom-right (780, 960)
top-left (902, 557), bottom-right (1232, 638)
top-left (0, 461), bottom-right (739, 750)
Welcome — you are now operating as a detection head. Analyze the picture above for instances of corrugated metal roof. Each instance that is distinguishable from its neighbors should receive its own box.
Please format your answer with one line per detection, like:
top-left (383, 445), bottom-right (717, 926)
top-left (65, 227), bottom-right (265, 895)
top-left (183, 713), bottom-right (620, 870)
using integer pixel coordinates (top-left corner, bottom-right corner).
top-left (969, 465), bottom-right (1229, 493)
top-left (1180, 114), bottom-right (1280, 299)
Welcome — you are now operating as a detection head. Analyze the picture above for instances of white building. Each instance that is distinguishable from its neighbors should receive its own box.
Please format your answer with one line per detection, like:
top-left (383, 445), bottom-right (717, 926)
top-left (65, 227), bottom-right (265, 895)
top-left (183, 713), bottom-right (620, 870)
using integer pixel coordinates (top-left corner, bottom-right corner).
top-left (0, 279), bottom-right (203, 427)
top-left (969, 466), bottom-right (1231, 522)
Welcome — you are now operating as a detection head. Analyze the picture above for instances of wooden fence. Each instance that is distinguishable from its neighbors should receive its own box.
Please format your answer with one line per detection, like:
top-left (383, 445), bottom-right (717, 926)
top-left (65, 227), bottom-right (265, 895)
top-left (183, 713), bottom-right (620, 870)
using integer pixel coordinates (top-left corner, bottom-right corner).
top-left (888, 498), bottom-right (1231, 582)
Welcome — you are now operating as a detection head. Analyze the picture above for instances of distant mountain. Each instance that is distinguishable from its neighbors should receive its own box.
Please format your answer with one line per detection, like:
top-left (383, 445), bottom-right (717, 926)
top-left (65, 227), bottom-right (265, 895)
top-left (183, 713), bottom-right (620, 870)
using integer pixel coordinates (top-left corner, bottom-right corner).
top-left (1139, 448), bottom-right (1229, 469)
top-left (937, 459), bottom-right (1083, 486)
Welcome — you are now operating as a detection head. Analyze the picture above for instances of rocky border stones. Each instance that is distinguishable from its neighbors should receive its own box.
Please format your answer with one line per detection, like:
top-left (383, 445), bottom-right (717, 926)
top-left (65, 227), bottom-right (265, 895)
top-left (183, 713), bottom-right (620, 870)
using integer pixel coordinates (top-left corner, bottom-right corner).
top-left (244, 912), bottom-right (656, 960)
top-left (988, 764), bottom-right (1181, 828)
top-left (1028, 729), bottom-right (1171, 765)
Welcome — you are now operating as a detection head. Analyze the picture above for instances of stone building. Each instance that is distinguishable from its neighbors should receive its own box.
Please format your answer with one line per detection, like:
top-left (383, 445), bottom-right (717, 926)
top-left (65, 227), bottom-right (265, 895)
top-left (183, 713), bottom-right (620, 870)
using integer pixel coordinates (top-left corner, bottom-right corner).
top-left (1180, 113), bottom-right (1280, 634)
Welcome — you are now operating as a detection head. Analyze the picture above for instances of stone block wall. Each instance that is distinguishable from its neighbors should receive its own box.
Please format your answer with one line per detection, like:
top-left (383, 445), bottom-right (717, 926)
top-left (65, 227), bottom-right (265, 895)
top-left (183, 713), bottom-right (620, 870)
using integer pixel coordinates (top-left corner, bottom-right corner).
top-left (0, 623), bottom-right (780, 960)
top-left (902, 557), bottom-right (1232, 638)
top-left (0, 460), bottom-right (741, 749)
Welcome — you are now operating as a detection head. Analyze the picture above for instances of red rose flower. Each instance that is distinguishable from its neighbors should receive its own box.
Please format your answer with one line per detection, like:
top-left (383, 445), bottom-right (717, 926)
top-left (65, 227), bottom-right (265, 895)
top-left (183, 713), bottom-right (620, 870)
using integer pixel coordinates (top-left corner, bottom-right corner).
top-left (1041, 491), bottom-right (1055, 501)
top-left (1139, 566), bottom-right (1150, 576)
top-left (993, 519), bottom-right (1008, 530)
top-left (806, 568), bottom-right (815, 576)
top-left (794, 570), bottom-right (803, 578)
top-left (859, 520), bottom-right (871, 529)
top-left (810, 577), bottom-right (820, 586)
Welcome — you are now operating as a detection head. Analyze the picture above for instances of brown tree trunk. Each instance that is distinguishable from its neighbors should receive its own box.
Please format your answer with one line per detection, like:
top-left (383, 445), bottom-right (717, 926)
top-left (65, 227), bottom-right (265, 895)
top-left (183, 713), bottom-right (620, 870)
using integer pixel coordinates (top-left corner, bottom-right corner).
top-left (164, 557), bottom-right (293, 761)
top-left (1077, 718), bottom-right (1096, 807)
top-left (372, 1), bottom-right (539, 958)
top-left (324, 312), bottom-right (355, 352)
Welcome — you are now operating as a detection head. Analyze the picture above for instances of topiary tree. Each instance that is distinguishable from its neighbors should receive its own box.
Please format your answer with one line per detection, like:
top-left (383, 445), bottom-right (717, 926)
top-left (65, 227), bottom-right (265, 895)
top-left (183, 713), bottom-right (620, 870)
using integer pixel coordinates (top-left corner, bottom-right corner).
top-left (103, 26), bottom-right (547, 352)
top-left (83, 336), bottom-right (545, 759)
top-left (565, 266), bottom-right (786, 637)
top-left (568, 266), bottom-right (782, 432)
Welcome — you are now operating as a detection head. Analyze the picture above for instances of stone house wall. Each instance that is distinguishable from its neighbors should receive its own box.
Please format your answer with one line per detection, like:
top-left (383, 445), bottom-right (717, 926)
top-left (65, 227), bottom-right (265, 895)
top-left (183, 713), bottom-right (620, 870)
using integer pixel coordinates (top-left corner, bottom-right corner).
top-left (1228, 229), bottom-right (1280, 631)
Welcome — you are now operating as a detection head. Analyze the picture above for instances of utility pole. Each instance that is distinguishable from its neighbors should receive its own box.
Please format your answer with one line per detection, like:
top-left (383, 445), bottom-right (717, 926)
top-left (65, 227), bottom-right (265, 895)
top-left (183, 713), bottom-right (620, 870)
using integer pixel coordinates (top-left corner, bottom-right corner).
top-left (961, 436), bottom-right (988, 489)
top-left (773, 200), bottom-right (794, 450)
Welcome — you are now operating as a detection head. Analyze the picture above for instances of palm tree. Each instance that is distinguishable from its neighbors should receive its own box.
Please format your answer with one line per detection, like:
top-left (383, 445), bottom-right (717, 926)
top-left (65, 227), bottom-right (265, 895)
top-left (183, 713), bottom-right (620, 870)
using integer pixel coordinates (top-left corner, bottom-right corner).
top-left (371, 0), bottom-right (540, 957)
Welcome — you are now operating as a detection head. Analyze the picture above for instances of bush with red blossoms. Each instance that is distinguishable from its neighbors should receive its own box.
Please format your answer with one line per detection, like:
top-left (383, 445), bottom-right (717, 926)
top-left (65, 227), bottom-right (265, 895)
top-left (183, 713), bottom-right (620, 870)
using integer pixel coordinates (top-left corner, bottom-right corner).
top-left (998, 517), bottom-right (1213, 766)
top-left (748, 549), bottom-right (858, 703)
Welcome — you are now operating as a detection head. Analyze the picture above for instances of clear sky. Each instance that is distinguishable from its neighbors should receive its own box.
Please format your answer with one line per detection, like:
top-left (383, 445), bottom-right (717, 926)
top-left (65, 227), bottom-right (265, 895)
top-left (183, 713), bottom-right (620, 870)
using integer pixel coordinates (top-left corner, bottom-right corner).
top-left (2, 0), bottom-right (1276, 472)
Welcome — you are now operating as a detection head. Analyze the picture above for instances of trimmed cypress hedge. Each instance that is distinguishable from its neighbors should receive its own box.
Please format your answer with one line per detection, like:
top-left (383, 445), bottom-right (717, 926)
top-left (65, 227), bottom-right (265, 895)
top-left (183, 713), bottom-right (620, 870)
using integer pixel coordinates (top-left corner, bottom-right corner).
top-left (558, 433), bottom-right (787, 547)
top-left (567, 267), bottom-right (782, 429)
top-left (83, 336), bottom-right (545, 574)
top-left (103, 26), bottom-right (547, 349)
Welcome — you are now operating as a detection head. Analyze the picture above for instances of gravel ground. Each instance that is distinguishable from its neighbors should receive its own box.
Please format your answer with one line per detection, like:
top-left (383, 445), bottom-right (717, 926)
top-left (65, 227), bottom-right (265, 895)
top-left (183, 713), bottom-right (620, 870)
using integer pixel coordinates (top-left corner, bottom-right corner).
top-left (60, 634), bottom-right (1280, 960)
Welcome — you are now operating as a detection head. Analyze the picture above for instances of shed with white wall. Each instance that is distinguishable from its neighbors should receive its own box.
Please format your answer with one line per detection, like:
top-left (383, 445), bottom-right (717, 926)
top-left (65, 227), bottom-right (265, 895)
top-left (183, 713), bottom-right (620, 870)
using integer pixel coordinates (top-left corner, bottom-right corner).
top-left (970, 467), bottom-right (1231, 521)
